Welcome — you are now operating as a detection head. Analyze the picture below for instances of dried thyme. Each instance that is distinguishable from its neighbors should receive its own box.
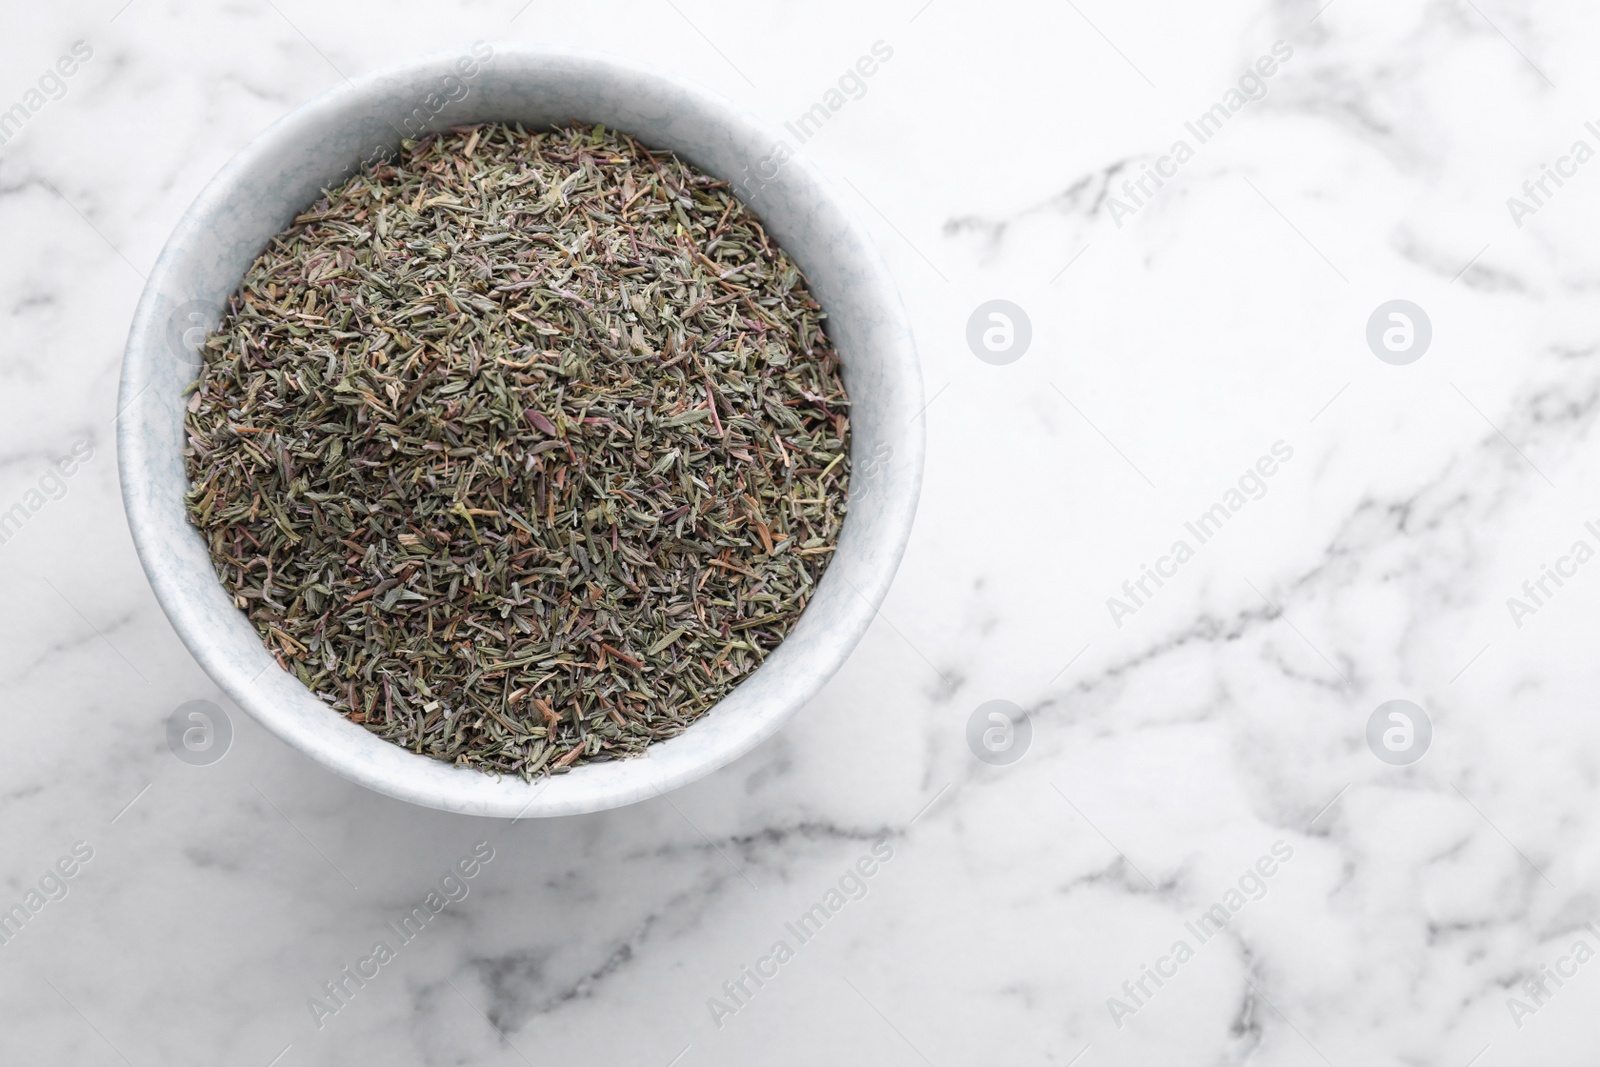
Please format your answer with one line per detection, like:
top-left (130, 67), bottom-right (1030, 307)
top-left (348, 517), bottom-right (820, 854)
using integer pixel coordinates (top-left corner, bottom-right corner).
top-left (182, 122), bottom-right (851, 776)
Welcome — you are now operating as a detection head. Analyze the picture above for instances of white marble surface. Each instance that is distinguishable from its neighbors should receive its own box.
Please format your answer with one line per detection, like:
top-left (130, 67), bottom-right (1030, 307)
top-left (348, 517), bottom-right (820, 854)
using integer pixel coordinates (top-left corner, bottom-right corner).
top-left (3, 0), bottom-right (1599, 1063)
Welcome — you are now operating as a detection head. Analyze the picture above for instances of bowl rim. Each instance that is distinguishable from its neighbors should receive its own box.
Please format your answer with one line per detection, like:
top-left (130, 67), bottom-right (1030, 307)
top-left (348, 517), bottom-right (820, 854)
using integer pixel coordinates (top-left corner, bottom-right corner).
top-left (118, 43), bottom-right (923, 818)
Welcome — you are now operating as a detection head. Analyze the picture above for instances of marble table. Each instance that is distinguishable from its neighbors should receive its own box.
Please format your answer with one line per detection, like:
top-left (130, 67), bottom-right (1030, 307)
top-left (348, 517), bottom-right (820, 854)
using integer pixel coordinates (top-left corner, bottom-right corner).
top-left (2, 0), bottom-right (1596, 1063)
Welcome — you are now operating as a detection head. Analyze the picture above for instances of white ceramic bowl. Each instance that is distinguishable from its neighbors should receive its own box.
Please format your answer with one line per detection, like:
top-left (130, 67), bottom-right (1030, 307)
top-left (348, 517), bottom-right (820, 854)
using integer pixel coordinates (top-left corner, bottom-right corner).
top-left (118, 45), bottom-right (923, 817)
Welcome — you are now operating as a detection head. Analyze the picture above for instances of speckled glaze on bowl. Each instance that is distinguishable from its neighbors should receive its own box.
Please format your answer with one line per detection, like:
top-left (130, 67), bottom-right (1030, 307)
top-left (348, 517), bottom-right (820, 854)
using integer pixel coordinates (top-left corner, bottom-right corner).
top-left (117, 45), bottom-right (923, 818)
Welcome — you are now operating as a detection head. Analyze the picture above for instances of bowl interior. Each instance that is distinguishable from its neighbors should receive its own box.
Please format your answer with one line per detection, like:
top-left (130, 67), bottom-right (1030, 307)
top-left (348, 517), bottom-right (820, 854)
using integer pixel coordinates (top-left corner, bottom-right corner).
top-left (118, 45), bottom-right (922, 817)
